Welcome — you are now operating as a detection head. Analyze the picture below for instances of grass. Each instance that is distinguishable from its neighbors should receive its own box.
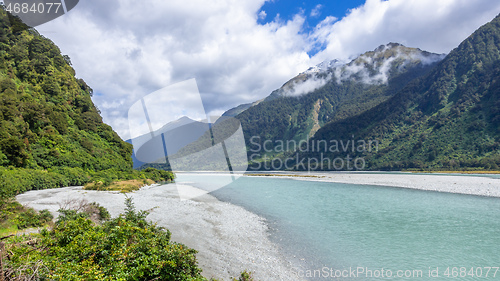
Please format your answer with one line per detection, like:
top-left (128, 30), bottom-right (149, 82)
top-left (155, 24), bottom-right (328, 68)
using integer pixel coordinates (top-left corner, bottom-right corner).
top-left (0, 199), bottom-right (53, 236)
top-left (83, 179), bottom-right (156, 193)
top-left (0, 225), bottom-right (18, 236)
top-left (0, 200), bottom-right (23, 236)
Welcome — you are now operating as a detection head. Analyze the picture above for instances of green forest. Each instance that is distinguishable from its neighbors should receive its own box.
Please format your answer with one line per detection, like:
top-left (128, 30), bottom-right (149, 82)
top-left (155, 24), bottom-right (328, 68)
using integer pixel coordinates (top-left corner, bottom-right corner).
top-left (0, 10), bottom-right (174, 202)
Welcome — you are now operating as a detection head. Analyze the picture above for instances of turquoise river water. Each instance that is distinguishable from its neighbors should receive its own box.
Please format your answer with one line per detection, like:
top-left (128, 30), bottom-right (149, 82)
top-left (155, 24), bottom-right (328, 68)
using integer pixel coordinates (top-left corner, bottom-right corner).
top-left (176, 174), bottom-right (500, 280)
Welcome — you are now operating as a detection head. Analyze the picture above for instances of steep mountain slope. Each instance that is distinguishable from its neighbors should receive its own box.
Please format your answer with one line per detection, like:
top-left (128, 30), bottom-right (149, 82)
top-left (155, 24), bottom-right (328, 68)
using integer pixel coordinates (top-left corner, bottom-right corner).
top-left (0, 10), bottom-right (132, 171)
top-left (295, 14), bottom-right (500, 171)
top-left (235, 43), bottom-right (444, 158)
top-left (222, 99), bottom-right (264, 117)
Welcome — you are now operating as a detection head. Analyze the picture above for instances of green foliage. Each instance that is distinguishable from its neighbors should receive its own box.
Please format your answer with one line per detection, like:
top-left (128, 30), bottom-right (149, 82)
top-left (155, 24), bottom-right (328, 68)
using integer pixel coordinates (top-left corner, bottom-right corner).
top-left (232, 271), bottom-right (255, 281)
top-left (0, 199), bottom-right (53, 233)
top-left (4, 199), bottom-right (206, 280)
top-left (14, 208), bottom-right (53, 229)
top-left (55, 199), bottom-right (110, 224)
top-left (56, 209), bottom-right (91, 224)
top-left (94, 202), bottom-right (111, 221)
top-left (123, 196), bottom-right (149, 227)
top-left (0, 198), bottom-right (22, 223)
top-left (48, 166), bottom-right (91, 186)
top-left (0, 136), bottom-right (28, 167)
top-left (0, 167), bottom-right (69, 200)
top-left (0, 8), bottom-right (133, 173)
top-left (139, 167), bottom-right (175, 182)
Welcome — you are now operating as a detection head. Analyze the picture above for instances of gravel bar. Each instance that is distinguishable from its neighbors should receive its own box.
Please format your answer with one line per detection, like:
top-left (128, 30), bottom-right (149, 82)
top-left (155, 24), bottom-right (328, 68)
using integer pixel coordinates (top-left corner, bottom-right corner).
top-left (16, 184), bottom-right (301, 281)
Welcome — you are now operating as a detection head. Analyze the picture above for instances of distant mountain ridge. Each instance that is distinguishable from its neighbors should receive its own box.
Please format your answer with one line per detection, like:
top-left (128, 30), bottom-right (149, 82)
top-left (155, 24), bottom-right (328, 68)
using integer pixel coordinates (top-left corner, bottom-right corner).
top-left (222, 99), bottom-right (264, 117)
top-left (127, 116), bottom-right (211, 169)
top-left (230, 43), bottom-right (445, 161)
top-left (292, 14), bottom-right (500, 170)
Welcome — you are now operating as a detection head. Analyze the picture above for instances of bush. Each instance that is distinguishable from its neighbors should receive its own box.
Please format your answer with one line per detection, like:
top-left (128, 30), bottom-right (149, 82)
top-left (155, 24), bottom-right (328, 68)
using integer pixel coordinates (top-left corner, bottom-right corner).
top-left (232, 271), bottom-right (255, 281)
top-left (14, 208), bottom-right (53, 229)
top-left (4, 199), bottom-right (206, 280)
top-left (57, 199), bottom-right (110, 224)
top-left (140, 167), bottom-right (175, 182)
top-left (0, 167), bottom-right (69, 200)
top-left (48, 166), bottom-right (91, 186)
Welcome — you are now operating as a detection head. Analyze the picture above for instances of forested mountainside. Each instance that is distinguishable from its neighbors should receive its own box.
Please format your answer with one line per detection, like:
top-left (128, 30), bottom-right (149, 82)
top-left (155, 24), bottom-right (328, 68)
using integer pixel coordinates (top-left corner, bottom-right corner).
top-left (0, 9), bottom-right (174, 199)
top-left (291, 13), bottom-right (500, 171)
top-left (141, 44), bottom-right (448, 171)
top-left (234, 43), bottom-right (444, 159)
top-left (0, 11), bottom-right (131, 170)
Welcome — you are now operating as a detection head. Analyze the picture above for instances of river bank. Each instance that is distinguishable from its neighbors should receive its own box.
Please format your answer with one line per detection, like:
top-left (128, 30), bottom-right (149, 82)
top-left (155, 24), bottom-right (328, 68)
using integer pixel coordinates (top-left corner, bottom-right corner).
top-left (246, 171), bottom-right (500, 197)
top-left (16, 184), bottom-right (300, 281)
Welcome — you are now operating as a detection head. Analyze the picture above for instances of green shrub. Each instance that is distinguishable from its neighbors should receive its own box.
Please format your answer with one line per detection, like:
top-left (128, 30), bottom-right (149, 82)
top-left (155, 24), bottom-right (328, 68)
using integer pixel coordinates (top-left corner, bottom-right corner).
top-left (57, 200), bottom-right (110, 224)
top-left (4, 199), bottom-right (206, 280)
top-left (49, 166), bottom-right (91, 186)
top-left (232, 271), bottom-right (255, 281)
top-left (14, 208), bottom-right (53, 229)
top-left (139, 167), bottom-right (175, 182)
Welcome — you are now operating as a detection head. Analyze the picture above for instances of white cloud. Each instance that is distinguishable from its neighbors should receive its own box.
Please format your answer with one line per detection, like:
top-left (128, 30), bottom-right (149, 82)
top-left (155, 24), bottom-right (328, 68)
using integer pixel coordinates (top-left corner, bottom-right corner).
top-left (38, 0), bottom-right (312, 139)
top-left (310, 4), bottom-right (323, 17)
top-left (258, 10), bottom-right (267, 20)
top-left (35, 0), bottom-right (500, 139)
top-left (333, 44), bottom-right (447, 85)
top-left (281, 73), bottom-right (332, 97)
top-left (310, 0), bottom-right (500, 62)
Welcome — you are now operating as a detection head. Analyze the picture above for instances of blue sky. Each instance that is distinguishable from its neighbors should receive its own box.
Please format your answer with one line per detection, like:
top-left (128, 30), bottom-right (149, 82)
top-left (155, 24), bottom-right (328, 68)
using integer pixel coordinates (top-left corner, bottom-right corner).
top-left (36, 0), bottom-right (500, 139)
top-left (257, 0), bottom-right (366, 29)
top-left (257, 0), bottom-right (366, 55)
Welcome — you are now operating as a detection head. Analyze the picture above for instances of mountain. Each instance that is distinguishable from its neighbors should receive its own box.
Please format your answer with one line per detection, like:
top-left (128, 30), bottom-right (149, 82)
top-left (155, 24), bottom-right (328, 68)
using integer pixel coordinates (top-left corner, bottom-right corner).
top-left (291, 14), bottom-right (500, 171)
top-left (127, 116), bottom-right (210, 168)
top-left (222, 99), bottom-right (264, 117)
top-left (232, 43), bottom-right (445, 161)
top-left (0, 9), bottom-right (132, 171)
top-left (131, 15), bottom-right (500, 172)
top-left (145, 44), bottom-right (447, 171)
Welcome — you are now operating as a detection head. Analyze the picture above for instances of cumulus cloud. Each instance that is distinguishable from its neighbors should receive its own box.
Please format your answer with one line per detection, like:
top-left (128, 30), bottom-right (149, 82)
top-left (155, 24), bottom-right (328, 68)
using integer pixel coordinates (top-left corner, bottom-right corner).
top-left (310, 0), bottom-right (500, 62)
top-left (258, 10), bottom-right (267, 20)
top-left (310, 4), bottom-right (323, 17)
top-left (281, 74), bottom-right (332, 97)
top-left (35, 0), bottom-right (500, 139)
top-left (38, 0), bottom-right (312, 138)
top-left (333, 44), bottom-right (447, 85)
